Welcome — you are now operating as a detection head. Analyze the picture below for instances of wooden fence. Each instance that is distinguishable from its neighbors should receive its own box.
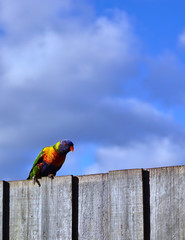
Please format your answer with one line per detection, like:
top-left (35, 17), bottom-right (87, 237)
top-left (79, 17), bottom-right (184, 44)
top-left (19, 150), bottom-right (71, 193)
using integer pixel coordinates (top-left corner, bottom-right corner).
top-left (1, 165), bottom-right (185, 240)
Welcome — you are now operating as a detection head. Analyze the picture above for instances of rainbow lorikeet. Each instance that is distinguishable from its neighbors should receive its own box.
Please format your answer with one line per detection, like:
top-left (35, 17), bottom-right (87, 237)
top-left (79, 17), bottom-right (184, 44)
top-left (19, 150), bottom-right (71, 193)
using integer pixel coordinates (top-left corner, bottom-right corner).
top-left (27, 140), bottom-right (74, 184)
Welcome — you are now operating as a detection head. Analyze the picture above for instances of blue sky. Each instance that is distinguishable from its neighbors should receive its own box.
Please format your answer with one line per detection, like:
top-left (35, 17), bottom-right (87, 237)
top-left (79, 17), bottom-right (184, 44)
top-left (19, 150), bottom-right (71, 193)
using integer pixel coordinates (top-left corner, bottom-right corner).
top-left (1, 0), bottom-right (185, 180)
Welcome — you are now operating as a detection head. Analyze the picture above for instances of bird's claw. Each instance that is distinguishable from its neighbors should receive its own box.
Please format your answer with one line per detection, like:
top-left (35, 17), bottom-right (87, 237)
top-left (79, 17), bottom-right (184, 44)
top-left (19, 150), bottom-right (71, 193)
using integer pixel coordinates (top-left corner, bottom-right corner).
top-left (33, 176), bottom-right (41, 187)
top-left (48, 174), bottom-right (54, 179)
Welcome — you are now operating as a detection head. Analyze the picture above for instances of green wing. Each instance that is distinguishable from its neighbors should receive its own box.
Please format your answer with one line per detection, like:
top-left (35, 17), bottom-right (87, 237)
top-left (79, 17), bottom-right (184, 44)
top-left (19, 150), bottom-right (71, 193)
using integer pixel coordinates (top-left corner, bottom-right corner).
top-left (27, 149), bottom-right (44, 179)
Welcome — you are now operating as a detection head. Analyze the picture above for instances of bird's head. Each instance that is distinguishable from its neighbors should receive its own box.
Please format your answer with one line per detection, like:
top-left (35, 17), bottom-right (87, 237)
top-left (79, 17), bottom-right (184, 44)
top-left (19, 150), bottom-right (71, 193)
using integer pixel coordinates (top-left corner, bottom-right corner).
top-left (57, 139), bottom-right (74, 154)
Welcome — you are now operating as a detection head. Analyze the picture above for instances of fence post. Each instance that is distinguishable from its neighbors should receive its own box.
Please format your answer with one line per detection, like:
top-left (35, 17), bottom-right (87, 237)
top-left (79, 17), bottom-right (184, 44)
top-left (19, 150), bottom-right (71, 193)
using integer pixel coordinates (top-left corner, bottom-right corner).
top-left (1, 166), bottom-right (185, 239)
top-left (78, 173), bottom-right (108, 240)
top-left (9, 176), bottom-right (72, 240)
top-left (150, 166), bottom-right (185, 240)
top-left (108, 169), bottom-right (144, 240)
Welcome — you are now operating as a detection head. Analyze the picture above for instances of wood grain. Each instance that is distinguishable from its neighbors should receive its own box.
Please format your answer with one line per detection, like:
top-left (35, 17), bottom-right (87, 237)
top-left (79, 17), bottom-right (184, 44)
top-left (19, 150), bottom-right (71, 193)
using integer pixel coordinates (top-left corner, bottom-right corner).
top-left (108, 169), bottom-right (144, 240)
top-left (150, 166), bottom-right (185, 240)
top-left (78, 173), bottom-right (108, 240)
top-left (0, 167), bottom-right (184, 239)
top-left (9, 176), bottom-right (72, 240)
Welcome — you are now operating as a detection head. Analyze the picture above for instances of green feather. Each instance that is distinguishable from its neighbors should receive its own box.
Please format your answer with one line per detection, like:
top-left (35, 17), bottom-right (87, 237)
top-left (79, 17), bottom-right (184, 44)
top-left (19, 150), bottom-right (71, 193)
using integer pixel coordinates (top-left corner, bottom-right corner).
top-left (27, 149), bottom-right (44, 179)
top-left (52, 141), bottom-right (60, 153)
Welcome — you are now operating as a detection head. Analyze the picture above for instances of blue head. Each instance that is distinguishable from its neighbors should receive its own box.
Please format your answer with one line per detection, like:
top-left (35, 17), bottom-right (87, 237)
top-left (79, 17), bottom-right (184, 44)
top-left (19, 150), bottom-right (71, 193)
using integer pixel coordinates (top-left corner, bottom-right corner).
top-left (58, 139), bottom-right (74, 155)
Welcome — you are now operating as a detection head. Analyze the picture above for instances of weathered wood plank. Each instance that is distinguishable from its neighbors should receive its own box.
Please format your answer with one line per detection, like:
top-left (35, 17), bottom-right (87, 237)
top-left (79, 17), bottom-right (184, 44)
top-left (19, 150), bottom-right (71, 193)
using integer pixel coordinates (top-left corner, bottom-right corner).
top-left (108, 169), bottom-right (144, 240)
top-left (9, 176), bottom-right (72, 240)
top-left (0, 182), bottom-right (3, 240)
top-left (41, 177), bottom-right (72, 240)
top-left (78, 174), bottom-right (108, 240)
top-left (150, 166), bottom-right (185, 240)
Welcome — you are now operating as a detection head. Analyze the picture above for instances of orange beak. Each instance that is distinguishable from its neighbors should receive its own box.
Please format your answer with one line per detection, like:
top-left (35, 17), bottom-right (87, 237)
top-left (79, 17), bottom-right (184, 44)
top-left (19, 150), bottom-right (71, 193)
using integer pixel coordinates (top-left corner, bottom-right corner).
top-left (70, 146), bottom-right (74, 152)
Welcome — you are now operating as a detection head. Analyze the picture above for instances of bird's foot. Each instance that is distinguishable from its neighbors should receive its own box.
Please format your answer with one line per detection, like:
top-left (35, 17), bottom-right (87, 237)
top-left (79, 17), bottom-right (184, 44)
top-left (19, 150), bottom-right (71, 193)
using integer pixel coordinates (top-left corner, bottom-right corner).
top-left (48, 174), bottom-right (54, 179)
top-left (33, 176), bottom-right (41, 187)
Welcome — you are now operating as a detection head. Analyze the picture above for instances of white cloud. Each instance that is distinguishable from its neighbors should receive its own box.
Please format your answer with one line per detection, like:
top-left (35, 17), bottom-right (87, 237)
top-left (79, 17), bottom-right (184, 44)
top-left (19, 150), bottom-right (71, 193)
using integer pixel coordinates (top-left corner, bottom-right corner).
top-left (178, 32), bottom-right (185, 45)
top-left (0, 5), bottom-right (142, 180)
top-left (0, 0), bottom-right (185, 180)
top-left (0, 0), bottom-right (73, 37)
top-left (85, 137), bottom-right (185, 174)
top-left (0, 9), bottom-right (139, 94)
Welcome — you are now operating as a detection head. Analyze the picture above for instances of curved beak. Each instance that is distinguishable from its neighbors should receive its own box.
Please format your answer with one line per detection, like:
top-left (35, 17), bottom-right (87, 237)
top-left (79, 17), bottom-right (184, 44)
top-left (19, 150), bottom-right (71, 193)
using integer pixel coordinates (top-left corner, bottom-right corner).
top-left (70, 146), bottom-right (74, 152)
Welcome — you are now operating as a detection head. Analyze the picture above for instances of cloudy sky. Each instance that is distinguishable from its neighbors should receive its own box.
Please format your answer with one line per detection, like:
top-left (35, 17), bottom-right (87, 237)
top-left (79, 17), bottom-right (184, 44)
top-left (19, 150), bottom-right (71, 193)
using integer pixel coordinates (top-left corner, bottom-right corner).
top-left (1, 0), bottom-right (185, 180)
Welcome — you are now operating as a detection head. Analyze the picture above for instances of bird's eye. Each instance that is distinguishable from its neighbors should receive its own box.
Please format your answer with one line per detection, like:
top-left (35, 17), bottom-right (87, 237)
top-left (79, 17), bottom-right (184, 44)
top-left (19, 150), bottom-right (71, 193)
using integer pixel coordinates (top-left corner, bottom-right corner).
top-left (63, 142), bottom-right (67, 146)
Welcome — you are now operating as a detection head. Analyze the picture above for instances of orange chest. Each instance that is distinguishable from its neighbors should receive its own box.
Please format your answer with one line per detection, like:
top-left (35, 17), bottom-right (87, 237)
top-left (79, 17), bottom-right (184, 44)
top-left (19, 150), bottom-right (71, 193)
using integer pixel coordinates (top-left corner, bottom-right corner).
top-left (42, 147), bottom-right (66, 167)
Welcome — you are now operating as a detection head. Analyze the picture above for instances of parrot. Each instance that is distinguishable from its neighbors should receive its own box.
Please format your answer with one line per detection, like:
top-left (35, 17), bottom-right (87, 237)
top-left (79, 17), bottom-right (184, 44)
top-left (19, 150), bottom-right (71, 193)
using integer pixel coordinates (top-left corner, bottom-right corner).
top-left (27, 139), bottom-right (74, 185)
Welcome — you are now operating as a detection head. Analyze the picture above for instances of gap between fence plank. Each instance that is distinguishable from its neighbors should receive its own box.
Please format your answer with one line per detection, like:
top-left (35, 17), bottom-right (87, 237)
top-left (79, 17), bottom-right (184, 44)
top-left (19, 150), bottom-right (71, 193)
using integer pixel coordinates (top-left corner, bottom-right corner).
top-left (72, 176), bottom-right (79, 240)
top-left (142, 170), bottom-right (150, 240)
top-left (3, 181), bottom-right (9, 240)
